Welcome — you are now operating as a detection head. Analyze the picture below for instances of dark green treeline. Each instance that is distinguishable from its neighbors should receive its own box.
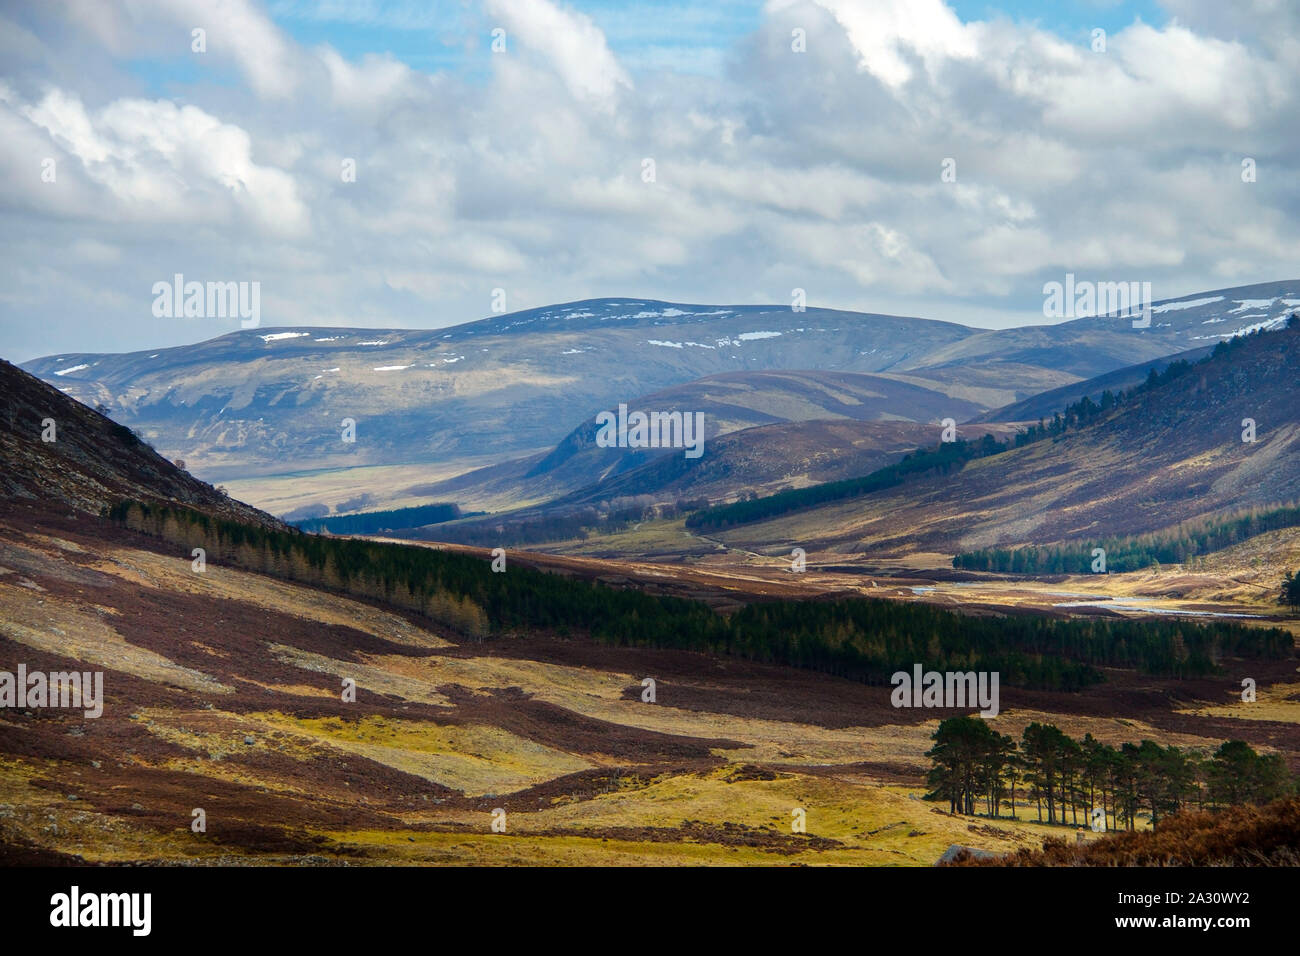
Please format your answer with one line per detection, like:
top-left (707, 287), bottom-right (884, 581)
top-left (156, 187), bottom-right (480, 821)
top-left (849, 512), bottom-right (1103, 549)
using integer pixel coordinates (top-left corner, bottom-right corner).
top-left (927, 716), bottom-right (1294, 827)
top-left (108, 500), bottom-right (1292, 691)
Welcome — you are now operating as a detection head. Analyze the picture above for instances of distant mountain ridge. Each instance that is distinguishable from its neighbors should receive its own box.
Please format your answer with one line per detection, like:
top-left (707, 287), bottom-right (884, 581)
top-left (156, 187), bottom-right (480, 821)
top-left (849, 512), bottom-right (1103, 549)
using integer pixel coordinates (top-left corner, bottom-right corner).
top-left (686, 320), bottom-right (1300, 560)
top-left (21, 282), bottom-right (1298, 492)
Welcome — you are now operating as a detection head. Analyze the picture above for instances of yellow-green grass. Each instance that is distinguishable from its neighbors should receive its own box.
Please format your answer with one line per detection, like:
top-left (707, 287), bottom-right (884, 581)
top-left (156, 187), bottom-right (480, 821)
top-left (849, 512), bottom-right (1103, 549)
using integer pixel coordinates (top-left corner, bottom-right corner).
top-left (0, 758), bottom-right (263, 864)
top-left (265, 644), bottom-right (453, 707)
top-left (0, 574), bottom-right (231, 694)
top-left (249, 712), bottom-right (594, 797)
top-left (1176, 677), bottom-right (1300, 725)
top-left (314, 769), bottom-right (1078, 866)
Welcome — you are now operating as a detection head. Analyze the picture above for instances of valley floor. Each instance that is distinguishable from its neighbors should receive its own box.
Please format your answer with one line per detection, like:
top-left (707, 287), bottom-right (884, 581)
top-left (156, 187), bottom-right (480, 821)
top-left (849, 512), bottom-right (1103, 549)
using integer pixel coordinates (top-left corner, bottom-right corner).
top-left (2, 510), bottom-right (1297, 865)
top-left (424, 519), bottom-right (1300, 632)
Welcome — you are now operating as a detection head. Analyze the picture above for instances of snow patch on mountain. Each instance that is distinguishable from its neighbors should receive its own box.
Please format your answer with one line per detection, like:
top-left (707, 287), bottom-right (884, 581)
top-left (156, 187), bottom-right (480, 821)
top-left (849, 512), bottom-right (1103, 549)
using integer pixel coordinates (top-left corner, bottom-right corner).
top-left (1191, 314), bottom-right (1290, 340)
top-left (647, 339), bottom-right (717, 349)
top-left (1236, 316), bottom-right (1291, 335)
top-left (1230, 298), bottom-right (1278, 313)
top-left (1151, 296), bottom-right (1224, 314)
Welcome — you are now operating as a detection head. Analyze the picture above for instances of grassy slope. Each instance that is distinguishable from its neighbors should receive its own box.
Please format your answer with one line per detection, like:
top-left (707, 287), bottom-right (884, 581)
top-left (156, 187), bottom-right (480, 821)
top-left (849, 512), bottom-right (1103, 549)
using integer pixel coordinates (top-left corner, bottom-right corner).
top-left (3, 512), bottom-right (1296, 865)
top-left (679, 326), bottom-right (1300, 563)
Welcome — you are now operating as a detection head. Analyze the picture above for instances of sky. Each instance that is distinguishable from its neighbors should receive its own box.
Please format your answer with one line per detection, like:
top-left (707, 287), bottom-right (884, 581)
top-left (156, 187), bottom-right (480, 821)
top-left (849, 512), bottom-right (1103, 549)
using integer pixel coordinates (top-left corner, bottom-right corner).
top-left (1, 0), bottom-right (1297, 361)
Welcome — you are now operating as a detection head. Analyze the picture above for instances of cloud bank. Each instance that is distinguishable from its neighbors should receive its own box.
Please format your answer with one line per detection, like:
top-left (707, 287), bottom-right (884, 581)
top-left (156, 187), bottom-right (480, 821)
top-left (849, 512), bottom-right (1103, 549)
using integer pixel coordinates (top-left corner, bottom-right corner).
top-left (0, 0), bottom-right (1297, 360)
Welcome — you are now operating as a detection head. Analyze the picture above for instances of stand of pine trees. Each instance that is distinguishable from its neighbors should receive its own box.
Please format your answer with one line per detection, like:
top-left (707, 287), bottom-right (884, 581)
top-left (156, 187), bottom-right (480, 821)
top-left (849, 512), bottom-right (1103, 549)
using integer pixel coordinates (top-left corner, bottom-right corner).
top-left (685, 435), bottom-right (1007, 531)
top-left (107, 500), bottom-right (1293, 690)
top-left (1282, 569), bottom-right (1300, 607)
top-left (927, 716), bottom-right (1294, 828)
top-left (953, 502), bottom-right (1300, 574)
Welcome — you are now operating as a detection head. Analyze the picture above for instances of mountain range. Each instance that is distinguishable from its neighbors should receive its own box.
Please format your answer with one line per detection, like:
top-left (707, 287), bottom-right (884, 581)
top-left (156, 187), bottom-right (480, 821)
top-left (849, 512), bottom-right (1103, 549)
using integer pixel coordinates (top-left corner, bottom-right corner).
top-left (25, 282), bottom-right (1298, 501)
top-left (3, 285), bottom-right (1298, 869)
top-left (680, 321), bottom-right (1300, 563)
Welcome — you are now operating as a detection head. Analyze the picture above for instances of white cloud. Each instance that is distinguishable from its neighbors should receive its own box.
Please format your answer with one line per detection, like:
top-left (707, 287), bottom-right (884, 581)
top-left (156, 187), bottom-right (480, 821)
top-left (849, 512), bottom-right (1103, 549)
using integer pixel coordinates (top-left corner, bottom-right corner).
top-left (61, 0), bottom-right (300, 99)
top-left (484, 0), bottom-right (631, 105)
top-left (770, 0), bottom-right (977, 87)
top-left (318, 46), bottom-right (421, 110)
top-left (14, 89), bottom-right (308, 234)
top-left (0, 0), bottom-right (1298, 361)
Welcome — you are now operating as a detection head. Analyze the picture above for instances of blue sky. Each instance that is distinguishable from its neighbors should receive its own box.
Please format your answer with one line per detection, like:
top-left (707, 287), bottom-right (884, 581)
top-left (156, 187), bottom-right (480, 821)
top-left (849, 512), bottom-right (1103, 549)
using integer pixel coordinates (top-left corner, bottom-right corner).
top-left (116, 0), bottom-right (1175, 102)
top-left (3, 0), bottom-right (1297, 361)
top-left (263, 0), bottom-right (1169, 77)
top-left (949, 0), bottom-right (1166, 36)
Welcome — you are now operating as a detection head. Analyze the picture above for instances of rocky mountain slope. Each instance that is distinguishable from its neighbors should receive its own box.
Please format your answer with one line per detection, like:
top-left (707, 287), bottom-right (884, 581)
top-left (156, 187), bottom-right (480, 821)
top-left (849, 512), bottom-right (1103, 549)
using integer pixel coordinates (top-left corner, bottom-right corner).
top-left (23, 283), bottom-right (1297, 487)
top-left (3, 330), bottom-right (1297, 868)
top-left (0, 359), bottom-right (273, 528)
top-left (675, 319), bottom-right (1300, 561)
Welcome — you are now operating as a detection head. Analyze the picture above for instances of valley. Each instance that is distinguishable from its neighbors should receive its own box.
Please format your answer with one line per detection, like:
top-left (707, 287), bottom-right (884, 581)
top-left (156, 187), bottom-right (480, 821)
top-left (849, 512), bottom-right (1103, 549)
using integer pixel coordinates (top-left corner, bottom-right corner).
top-left (5, 289), bottom-right (1300, 869)
top-left (9, 0), bottom-right (1300, 925)
top-left (4, 505), bottom-right (1296, 866)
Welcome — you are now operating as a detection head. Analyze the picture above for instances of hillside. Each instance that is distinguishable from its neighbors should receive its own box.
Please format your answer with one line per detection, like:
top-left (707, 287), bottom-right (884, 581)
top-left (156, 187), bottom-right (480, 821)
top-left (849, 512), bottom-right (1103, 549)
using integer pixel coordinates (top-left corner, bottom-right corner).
top-left (950, 797), bottom-right (1300, 866)
top-left (652, 320), bottom-right (1300, 563)
top-left (0, 359), bottom-right (273, 528)
top-left (917, 282), bottom-right (1296, 379)
top-left (397, 420), bottom-right (1024, 545)
top-left (22, 300), bottom-right (976, 483)
top-left (416, 371), bottom-right (1007, 515)
top-left (23, 283), bottom-right (1296, 493)
top-left (553, 419), bottom-right (1022, 508)
top-left (969, 346), bottom-right (1213, 425)
top-left (3, 355), bottom-right (1297, 867)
